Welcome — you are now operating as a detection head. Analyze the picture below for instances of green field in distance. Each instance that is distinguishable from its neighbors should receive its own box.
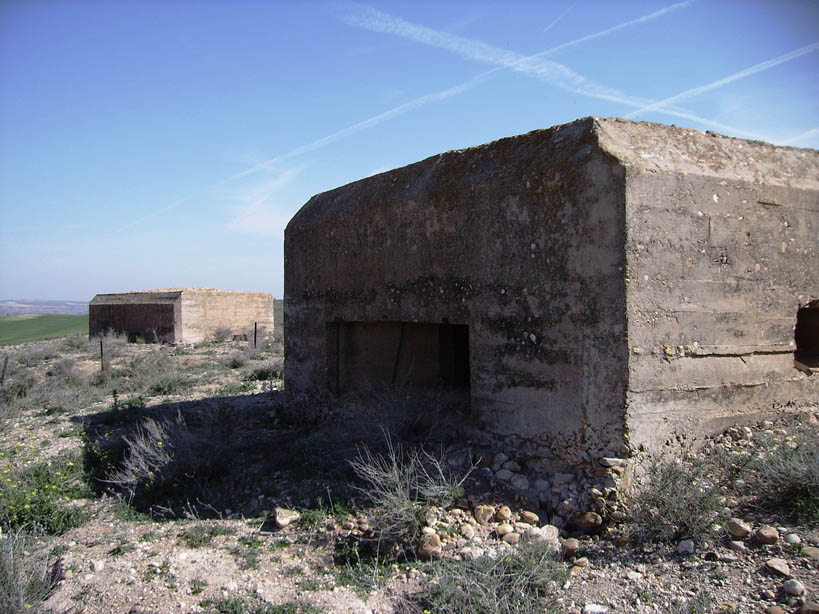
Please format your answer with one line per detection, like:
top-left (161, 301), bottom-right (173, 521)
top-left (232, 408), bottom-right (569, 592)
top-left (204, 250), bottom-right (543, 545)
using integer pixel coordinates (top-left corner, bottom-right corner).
top-left (0, 314), bottom-right (89, 345)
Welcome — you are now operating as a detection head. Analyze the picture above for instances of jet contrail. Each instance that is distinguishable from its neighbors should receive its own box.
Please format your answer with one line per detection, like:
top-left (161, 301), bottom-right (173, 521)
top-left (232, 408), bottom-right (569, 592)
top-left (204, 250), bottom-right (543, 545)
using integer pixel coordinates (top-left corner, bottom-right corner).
top-left (544, 4), bottom-right (575, 34)
top-left (345, 4), bottom-right (773, 138)
top-left (626, 42), bottom-right (819, 118)
top-left (536, 1), bottom-right (691, 58)
top-left (224, 69), bottom-right (497, 183)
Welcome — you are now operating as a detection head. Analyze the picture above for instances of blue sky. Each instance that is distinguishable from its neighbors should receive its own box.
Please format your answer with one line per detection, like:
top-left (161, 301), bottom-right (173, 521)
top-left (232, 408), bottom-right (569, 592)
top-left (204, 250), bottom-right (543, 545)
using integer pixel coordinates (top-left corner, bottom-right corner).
top-left (1, 0), bottom-right (817, 302)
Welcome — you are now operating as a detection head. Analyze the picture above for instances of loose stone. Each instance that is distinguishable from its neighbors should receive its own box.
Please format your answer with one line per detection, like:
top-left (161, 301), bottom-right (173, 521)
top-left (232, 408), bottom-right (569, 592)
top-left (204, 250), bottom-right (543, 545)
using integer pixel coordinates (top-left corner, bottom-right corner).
top-left (726, 518), bottom-right (752, 539)
top-left (495, 505), bottom-right (513, 522)
top-left (561, 537), bottom-right (581, 558)
top-left (459, 546), bottom-right (481, 560)
top-left (274, 507), bottom-right (300, 529)
top-left (510, 474), bottom-right (530, 490)
top-left (599, 457), bottom-right (627, 468)
top-left (727, 540), bottom-right (746, 552)
top-left (540, 524), bottom-right (560, 544)
top-left (473, 505), bottom-right (494, 524)
top-left (801, 546), bottom-right (819, 560)
top-left (501, 532), bottom-right (520, 544)
top-left (495, 468), bottom-right (514, 481)
top-left (496, 523), bottom-right (514, 537)
top-left (575, 511), bottom-right (603, 532)
top-left (678, 540), bottom-right (695, 555)
top-left (784, 533), bottom-right (801, 545)
top-left (755, 525), bottom-right (779, 545)
top-left (764, 558), bottom-right (791, 577)
top-left (782, 578), bottom-right (806, 596)
top-left (418, 533), bottom-right (442, 559)
top-left (520, 510), bottom-right (539, 525)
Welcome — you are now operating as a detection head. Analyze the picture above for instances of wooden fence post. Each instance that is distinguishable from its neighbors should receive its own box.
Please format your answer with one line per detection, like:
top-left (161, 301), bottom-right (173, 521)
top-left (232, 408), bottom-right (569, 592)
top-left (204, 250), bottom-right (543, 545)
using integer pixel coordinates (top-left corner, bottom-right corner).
top-left (254, 322), bottom-right (258, 348)
top-left (0, 355), bottom-right (8, 388)
top-left (100, 338), bottom-right (105, 372)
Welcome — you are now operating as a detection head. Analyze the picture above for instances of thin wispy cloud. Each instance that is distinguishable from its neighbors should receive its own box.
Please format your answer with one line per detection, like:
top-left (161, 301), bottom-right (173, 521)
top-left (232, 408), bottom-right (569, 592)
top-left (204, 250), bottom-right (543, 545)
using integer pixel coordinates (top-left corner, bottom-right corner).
top-left (113, 195), bottom-right (194, 234)
top-left (781, 127), bottom-right (819, 145)
top-left (626, 42), bottom-right (819, 118)
top-left (227, 167), bottom-right (304, 237)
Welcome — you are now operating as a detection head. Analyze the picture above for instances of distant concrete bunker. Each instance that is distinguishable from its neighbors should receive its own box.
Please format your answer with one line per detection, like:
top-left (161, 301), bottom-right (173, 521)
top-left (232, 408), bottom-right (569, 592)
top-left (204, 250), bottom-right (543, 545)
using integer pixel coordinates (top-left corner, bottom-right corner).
top-left (285, 117), bottom-right (818, 463)
top-left (90, 288), bottom-right (274, 344)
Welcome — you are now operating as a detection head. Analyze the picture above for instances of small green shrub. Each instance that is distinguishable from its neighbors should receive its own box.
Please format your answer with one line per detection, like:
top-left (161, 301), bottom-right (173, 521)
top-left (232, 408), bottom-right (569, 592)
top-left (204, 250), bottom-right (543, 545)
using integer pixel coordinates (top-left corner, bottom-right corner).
top-left (222, 346), bottom-right (259, 370)
top-left (225, 354), bottom-right (248, 369)
top-left (0, 370), bottom-right (38, 407)
top-left (218, 382), bottom-right (256, 395)
top-left (178, 525), bottom-right (236, 548)
top-left (405, 541), bottom-right (567, 614)
top-left (672, 591), bottom-right (712, 614)
top-left (113, 349), bottom-right (191, 397)
top-left (742, 428), bottom-right (819, 523)
top-left (627, 455), bottom-right (726, 543)
top-left (333, 543), bottom-right (393, 597)
top-left (299, 493), bottom-right (351, 530)
top-left (15, 344), bottom-right (58, 368)
top-left (0, 453), bottom-right (90, 535)
top-left (230, 535), bottom-right (264, 570)
top-left (0, 530), bottom-right (61, 614)
top-left (242, 363), bottom-right (281, 382)
top-left (108, 542), bottom-right (136, 557)
top-left (201, 596), bottom-right (323, 614)
top-left (58, 334), bottom-right (87, 353)
top-left (349, 437), bottom-right (471, 549)
top-left (213, 327), bottom-right (234, 343)
top-left (88, 403), bottom-right (245, 516)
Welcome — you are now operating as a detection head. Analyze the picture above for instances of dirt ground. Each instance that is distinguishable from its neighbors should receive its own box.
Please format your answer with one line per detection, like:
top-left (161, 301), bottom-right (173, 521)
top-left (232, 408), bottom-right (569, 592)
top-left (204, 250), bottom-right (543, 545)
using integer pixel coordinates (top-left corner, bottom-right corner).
top-left (1, 335), bottom-right (816, 614)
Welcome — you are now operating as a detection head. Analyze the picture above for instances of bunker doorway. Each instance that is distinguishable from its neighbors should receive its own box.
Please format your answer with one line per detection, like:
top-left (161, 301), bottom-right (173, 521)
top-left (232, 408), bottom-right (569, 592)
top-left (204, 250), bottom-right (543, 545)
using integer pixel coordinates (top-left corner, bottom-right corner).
top-left (326, 321), bottom-right (470, 395)
top-left (794, 300), bottom-right (819, 372)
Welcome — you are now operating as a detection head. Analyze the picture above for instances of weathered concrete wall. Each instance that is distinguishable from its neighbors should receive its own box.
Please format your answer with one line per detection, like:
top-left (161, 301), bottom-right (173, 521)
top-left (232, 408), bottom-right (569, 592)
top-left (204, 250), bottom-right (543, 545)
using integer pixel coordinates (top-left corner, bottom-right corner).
top-left (285, 117), bottom-right (630, 464)
top-left (89, 291), bottom-right (182, 343)
top-left (592, 120), bottom-right (819, 451)
top-left (178, 289), bottom-right (274, 344)
top-left (284, 117), bottom-right (818, 463)
top-left (90, 289), bottom-right (274, 345)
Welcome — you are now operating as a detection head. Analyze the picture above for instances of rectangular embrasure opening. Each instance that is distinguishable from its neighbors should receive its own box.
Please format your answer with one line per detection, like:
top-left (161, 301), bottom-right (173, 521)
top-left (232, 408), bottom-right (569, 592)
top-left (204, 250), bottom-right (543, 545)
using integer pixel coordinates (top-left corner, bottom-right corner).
top-left (326, 321), bottom-right (470, 395)
top-left (795, 301), bottom-right (819, 370)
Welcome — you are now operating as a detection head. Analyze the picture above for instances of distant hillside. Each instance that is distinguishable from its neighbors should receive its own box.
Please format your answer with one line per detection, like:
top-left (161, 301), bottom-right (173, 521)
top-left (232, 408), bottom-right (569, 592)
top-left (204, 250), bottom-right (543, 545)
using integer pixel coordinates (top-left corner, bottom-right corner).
top-left (0, 299), bottom-right (88, 316)
top-left (0, 314), bottom-right (89, 344)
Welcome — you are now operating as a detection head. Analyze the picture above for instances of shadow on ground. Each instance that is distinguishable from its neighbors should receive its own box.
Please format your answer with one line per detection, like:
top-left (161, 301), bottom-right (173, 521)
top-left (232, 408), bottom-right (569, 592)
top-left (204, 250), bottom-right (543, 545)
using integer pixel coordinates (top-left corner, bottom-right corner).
top-left (75, 386), bottom-right (476, 521)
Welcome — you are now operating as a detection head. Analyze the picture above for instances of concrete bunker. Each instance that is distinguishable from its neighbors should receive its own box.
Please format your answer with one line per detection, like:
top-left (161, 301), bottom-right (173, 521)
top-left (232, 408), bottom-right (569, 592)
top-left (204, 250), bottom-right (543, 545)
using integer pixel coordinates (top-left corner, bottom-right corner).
top-left (89, 288), bottom-right (274, 344)
top-left (284, 117), bottom-right (818, 465)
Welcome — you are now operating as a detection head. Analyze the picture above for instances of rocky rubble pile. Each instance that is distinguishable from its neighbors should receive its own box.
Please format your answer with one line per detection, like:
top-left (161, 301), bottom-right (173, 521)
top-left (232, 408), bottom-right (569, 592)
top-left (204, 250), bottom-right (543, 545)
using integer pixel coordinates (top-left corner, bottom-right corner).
top-left (335, 411), bottom-right (817, 612)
